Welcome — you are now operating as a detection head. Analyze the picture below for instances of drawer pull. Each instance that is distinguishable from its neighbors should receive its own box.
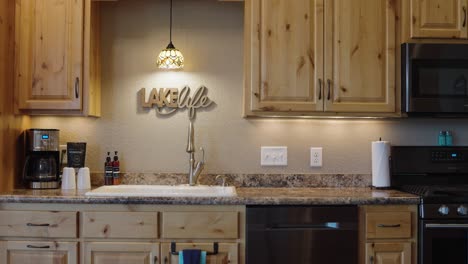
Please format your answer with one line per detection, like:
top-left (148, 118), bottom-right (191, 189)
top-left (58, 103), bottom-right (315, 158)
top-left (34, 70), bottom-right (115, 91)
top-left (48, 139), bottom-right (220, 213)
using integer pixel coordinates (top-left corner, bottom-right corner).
top-left (27, 245), bottom-right (50, 249)
top-left (27, 223), bottom-right (50, 227)
top-left (377, 224), bottom-right (401, 228)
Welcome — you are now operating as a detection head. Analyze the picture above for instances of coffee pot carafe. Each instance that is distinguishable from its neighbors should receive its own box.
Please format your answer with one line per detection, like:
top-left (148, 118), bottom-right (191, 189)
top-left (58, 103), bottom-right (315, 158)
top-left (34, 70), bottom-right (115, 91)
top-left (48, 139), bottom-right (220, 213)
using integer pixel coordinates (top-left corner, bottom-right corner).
top-left (22, 129), bottom-right (60, 189)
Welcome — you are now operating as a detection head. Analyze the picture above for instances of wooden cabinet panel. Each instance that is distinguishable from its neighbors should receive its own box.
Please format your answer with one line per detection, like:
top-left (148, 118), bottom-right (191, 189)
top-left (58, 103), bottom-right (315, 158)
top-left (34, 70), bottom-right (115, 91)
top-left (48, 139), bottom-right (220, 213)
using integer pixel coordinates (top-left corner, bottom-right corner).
top-left (411, 0), bottom-right (468, 39)
top-left (324, 0), bottom-right (397, 113)
top-left (366, 242), bottom-right (412, 264)
top-left (84, 242), bottom-right (159, 264)
top-left (161, 212), bottom-right (238, 239)
top-left (15, 0), bottom-right (84, 111)
top-left (366, 212), bottom-right (412, 239)
top-left (0, 241), bottom-right (78, 264)
top-left (82, 212), bottom-right (158, 239)
top-left (161, 243), bottom-right (238, 264)
top-left (0, 211), bottom-right (77, 238)
top-left (244, 0), bottom-right (324, 114)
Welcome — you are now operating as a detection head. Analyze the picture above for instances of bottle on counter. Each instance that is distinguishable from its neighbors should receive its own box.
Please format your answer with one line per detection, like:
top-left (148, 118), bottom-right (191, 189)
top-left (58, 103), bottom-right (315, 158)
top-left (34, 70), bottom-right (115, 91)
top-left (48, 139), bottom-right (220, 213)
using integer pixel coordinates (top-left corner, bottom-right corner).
top-left (446, 131), bottom-right (453, 146)
top-left (104, 152), bottom-right (113, 185)
top-left (438, 131), bottom-right (446, 146)
top-left (112, 151), bottom-right (120, 185)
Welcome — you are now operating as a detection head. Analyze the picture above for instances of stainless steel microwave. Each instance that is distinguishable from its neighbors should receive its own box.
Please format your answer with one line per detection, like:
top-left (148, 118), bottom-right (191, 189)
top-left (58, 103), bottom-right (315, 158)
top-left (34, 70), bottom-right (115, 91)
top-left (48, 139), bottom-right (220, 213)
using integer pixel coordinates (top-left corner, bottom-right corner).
top-left (402, 43), bottom-right (468, 116)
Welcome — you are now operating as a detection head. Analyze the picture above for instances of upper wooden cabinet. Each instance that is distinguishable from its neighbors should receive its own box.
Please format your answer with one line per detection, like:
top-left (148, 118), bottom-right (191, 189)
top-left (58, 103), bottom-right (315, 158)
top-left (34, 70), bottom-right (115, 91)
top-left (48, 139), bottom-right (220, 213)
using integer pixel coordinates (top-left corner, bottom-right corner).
top-left (410, 0), bottom-right (468, 39)
top-left (244, 0), bottom-right (323, 113)
top-left (14, 0), bottom-right (101, 116)
top-left (324, 0), bottom-right (396, 113)
top-left (244, 0), bottom-right (398, 117)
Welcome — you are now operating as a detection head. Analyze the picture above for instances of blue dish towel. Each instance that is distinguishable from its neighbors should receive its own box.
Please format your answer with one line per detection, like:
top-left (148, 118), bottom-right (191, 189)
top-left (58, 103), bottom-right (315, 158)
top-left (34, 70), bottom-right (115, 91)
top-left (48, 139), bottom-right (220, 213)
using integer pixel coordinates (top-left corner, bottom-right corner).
top-left (178, 250), bottom-right (207, 264)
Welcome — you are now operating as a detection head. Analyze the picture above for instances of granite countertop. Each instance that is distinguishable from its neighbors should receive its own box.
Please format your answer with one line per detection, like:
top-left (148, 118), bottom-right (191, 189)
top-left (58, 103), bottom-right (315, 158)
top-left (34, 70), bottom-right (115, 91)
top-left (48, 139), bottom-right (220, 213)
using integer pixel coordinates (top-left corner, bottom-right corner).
top-left (0, 187), bottom-right (419, 205)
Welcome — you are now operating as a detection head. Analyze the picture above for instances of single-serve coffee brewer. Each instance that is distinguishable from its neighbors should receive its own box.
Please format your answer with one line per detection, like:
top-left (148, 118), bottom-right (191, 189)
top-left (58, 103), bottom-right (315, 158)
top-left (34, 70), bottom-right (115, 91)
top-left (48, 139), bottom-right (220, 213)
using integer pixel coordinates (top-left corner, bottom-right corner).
top-left (22, 129), bottom-right (60, 189)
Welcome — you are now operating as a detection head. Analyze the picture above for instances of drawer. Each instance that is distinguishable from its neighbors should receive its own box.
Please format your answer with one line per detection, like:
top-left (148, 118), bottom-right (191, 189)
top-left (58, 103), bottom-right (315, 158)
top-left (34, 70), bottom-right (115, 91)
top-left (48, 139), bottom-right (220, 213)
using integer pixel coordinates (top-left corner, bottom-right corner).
top-left (162, 212), bottom-right (238, 239)
top-left (366, 211), bottom-right (412, 239)
top-left (0, 211), bottom-right (77, 238)
top-left (82, 212), bottom-right (158, 239)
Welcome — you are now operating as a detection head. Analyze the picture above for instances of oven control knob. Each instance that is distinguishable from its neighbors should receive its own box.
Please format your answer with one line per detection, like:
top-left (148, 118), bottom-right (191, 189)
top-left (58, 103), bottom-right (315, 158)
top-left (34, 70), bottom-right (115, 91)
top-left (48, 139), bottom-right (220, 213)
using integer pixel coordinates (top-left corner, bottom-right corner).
top-left (438, 205), bottom-right (450, 216)
top-left (457, 205), bottom-right (468, 216)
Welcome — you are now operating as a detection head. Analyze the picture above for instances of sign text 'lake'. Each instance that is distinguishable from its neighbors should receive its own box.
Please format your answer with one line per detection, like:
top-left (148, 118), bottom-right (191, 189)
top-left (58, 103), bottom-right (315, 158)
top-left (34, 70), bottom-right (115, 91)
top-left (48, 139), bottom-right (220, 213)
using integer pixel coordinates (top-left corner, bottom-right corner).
top-left (138, 86), bottom-right (213, 119)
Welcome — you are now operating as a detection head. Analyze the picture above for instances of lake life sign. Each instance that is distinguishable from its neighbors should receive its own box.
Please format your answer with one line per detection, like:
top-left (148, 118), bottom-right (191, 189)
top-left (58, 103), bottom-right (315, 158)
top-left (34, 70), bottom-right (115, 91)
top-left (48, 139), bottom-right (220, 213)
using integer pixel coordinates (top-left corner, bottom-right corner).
top-left (138, 86), bottom-right (213, 119)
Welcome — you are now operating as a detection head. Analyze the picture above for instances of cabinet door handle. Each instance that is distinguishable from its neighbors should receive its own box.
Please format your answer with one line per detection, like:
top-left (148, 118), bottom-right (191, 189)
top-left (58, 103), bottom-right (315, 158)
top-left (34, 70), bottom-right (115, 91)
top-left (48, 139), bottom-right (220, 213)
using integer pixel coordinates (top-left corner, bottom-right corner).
top-left (27, 245), bottom-right (50, 249)
top-left (164, 256), bottom-right (168, 264)
top-left (377, 224), bottom-right (401, 228)
top-left (27, 223), bottom-right (50, 227)
top-left (154, 256), bottom-right (158, 264)
top-left (318, 78), bottom-right (322, 100)
top-left (75, 77), bottom-right (80, 99)
top-left (369, 256), bottom-right (374, 264)
top-left (327, 79), bottom-right (332, 100)
top-left (463, 6), bottom-right (467, 27)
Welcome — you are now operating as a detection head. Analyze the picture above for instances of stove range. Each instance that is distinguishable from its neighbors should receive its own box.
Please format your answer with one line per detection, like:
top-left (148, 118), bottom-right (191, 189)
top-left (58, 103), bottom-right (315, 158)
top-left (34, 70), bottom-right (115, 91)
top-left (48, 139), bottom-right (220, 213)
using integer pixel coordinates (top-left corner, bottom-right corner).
top-left (391, 146), bottom-right (468, 264)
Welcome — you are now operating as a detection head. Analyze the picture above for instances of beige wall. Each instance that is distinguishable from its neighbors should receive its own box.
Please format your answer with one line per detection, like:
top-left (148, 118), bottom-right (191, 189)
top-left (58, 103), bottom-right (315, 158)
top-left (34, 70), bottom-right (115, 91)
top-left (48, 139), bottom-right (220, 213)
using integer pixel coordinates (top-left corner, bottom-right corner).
top-left (31, 0), bottom-right (468, 175)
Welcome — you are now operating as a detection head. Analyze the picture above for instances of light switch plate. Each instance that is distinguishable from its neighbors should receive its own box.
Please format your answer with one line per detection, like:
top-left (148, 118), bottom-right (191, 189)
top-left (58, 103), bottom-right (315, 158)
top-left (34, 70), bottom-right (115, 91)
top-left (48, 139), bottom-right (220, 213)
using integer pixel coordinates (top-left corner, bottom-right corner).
top-left (310, 147), bottom-right (322, 167)
top-left (261, 146), bottom-right (288, 166)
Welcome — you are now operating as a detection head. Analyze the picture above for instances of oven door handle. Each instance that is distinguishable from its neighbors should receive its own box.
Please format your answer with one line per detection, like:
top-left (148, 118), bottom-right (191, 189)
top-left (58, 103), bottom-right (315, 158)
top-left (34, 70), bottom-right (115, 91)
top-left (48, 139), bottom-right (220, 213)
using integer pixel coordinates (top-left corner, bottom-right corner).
top-left (425, 223), bottom-right (468, 229)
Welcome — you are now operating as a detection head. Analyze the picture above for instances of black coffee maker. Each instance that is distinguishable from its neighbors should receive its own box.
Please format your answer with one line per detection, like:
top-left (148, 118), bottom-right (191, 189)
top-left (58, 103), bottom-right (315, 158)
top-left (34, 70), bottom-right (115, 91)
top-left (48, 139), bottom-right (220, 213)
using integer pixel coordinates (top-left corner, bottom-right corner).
top-left (22, 129), bottom-right (60, 189)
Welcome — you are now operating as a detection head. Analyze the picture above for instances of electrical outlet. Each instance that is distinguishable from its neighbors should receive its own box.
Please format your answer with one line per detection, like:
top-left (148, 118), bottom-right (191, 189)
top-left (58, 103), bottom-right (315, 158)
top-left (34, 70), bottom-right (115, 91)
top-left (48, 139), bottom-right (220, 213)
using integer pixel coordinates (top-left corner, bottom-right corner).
top-left (310, 147), bottom-right (322, 167)
top-left (60, 145), bottom-right (67, 165)
top-left (261, 146), bottom-right (288, 166)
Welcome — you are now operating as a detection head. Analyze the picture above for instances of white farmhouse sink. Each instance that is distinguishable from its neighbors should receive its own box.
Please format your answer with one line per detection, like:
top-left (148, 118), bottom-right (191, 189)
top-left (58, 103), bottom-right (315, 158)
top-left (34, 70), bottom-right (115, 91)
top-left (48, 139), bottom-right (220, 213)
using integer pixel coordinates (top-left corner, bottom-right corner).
top-left (85, 185), bottom-right (237, 197)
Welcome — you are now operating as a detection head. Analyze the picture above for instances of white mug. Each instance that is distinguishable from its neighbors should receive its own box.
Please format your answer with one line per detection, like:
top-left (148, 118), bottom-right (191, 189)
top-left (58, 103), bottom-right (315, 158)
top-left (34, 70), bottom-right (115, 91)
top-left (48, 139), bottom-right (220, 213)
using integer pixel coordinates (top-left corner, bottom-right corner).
top-left (77, 167), bottom-right (91, 190)
top-left (61, 167), bottom-right (76, 190)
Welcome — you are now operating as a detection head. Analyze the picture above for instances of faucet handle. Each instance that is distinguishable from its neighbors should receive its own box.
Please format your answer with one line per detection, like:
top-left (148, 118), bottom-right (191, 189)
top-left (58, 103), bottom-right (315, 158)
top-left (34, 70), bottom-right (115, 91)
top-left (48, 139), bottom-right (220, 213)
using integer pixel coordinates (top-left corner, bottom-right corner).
top-left (199, 147), bottom-right (205, 164)
top-left (215, 175), bottom-right (227, 187)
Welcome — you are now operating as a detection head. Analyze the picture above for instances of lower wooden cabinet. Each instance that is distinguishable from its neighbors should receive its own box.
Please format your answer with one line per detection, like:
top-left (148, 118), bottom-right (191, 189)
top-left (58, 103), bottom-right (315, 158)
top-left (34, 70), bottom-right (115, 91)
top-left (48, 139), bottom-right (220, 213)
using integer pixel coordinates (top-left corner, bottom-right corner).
top-left (0, 241), bottom-right (78, 264)
top-left (84, 242), bottom-right (160, 264)
top-left (360, 205), bottom-right (417, 264)
top-left (365, 242), bottom-right (411, 264)
top-left (161, 243), bottom-right (238, 264)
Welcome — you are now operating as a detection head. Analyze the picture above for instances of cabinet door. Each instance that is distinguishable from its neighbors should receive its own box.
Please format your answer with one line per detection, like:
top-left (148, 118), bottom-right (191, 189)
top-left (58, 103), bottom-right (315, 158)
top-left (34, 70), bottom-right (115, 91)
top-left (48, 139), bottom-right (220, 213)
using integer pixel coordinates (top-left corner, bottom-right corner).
top-left (365, 242), bottom-right (411, 264)
top-left (15, 0), bottom-right (83, 111)
top-left (324, 0), bottom-right (397, 113)
top-left (244, 0), bottom-right (324, 114)
top-left (0, 241), bottom-right (77, 264)
top-left (161, 243), bottom-right (238, 264)
top-left (411, 0), bottom-right (468, 39)
top-left (84, 242), bottom-right (159, 264)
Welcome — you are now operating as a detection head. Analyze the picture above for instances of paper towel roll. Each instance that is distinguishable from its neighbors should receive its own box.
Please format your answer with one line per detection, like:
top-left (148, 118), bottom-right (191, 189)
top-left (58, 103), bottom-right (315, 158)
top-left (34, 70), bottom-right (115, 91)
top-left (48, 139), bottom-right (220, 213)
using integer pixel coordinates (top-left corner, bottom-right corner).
top-left (372, 141), bottom-right (391, 188)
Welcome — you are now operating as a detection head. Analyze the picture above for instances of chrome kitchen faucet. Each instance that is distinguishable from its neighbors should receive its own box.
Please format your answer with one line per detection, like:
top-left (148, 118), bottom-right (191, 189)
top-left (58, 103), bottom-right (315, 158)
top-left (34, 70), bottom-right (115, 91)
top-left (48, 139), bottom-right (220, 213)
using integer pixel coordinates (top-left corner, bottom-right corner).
top-left (186, 121), bottom-right (205, 186)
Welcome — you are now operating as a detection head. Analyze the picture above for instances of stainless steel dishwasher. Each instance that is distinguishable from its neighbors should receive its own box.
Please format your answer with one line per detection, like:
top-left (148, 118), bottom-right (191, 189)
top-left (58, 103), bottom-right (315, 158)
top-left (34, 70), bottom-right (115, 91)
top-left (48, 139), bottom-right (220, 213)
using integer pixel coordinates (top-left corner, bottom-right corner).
top-left (246, 205), bottom-right (358, 264)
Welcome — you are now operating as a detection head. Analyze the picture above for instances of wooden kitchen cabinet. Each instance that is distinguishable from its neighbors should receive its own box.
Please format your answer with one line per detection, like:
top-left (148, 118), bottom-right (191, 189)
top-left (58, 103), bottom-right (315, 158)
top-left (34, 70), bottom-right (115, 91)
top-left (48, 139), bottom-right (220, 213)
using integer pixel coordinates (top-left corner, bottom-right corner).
top-left (243, 0), bottom-right (323, 114)
top-left (365, 242), bottom-right (412, 264)
top-left (0, 205), bottom-right (245, 264)
top-left (410, 0), bottom-right (468, 39)
top-left (0, 241), bottom-right (78, 264)
top-left (324, 0), bottom-right (397, 113)
top-left (84, 242), bottom-right (160, 264)
top-left (359, 205), bottom-right (417, 264)
top-left (14, 0), bottom-right (101, 116)
top-left (161, 243), bottom-right (238, 264)
top-left (244, 0), bottom-right (398, 117)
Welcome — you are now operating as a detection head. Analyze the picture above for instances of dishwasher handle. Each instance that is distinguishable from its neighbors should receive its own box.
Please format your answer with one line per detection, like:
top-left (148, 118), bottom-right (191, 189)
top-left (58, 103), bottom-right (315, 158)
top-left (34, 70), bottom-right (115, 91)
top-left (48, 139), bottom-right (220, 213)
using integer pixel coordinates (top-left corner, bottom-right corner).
top-left (268, 222), bottom-right (341, 230)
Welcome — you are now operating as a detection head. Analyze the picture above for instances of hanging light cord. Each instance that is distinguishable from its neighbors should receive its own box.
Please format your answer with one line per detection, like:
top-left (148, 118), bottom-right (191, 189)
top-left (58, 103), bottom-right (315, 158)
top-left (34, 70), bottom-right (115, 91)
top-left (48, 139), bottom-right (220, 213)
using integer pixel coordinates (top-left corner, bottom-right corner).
top-left (169, 0), bottom-right (173, 44)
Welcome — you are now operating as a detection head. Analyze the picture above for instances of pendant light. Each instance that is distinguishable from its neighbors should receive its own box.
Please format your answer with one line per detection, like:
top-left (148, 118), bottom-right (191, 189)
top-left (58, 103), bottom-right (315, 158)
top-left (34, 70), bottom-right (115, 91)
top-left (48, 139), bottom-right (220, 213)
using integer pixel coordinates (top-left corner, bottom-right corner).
top-left (157, 0), bottom-right (184, 69)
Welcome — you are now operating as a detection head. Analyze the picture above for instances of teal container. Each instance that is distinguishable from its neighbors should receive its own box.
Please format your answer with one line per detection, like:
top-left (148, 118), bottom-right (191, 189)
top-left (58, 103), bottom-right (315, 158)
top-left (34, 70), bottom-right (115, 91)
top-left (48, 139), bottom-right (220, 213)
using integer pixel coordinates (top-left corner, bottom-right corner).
top-left (446, 131), bottom-right (453, 146)
top-left (438, 131), bottom-right (446, 146)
